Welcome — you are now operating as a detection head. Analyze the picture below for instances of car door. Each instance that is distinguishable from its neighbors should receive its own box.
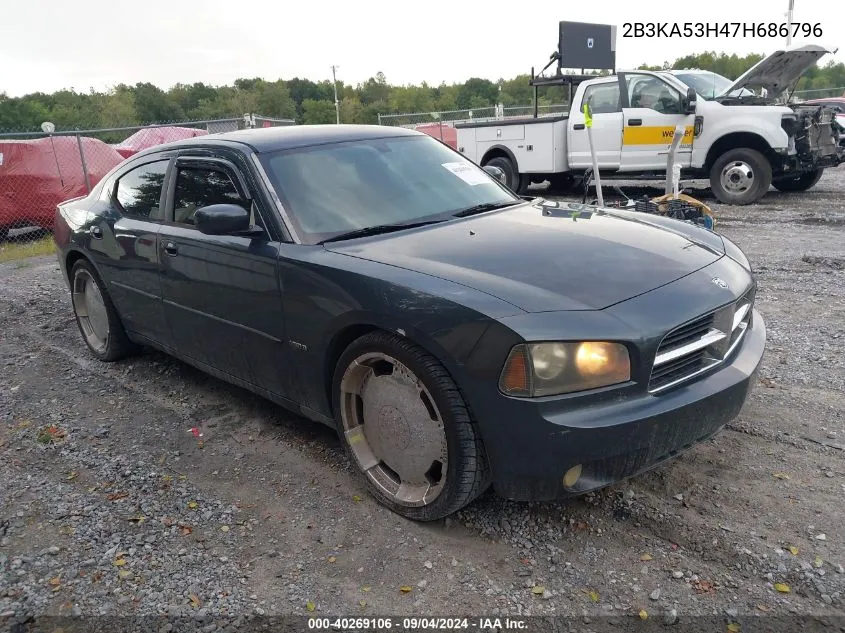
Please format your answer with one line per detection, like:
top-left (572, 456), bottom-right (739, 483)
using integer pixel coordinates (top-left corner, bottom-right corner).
top-left (86, 157), bottom-right (173, 349)
top-left (157, 153), bottom-right (292, 397)
top-left (619, 73), bottom-right (695, 171)
top-left (567, 79), bottom-right (623, 170)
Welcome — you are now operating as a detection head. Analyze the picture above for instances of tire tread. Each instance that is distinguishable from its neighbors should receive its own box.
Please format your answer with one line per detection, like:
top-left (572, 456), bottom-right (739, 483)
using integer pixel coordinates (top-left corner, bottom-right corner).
top-left (709, 147), bottom-right (772, 205)
top-left (334, 331), bottom-right (490, 521)
top-left (71, 259), bottom-right (137, 362)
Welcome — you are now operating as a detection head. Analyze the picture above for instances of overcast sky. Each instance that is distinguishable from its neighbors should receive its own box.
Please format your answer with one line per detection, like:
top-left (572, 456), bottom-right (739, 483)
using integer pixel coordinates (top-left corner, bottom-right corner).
top-left (2, 0), bottom-right (843, 97)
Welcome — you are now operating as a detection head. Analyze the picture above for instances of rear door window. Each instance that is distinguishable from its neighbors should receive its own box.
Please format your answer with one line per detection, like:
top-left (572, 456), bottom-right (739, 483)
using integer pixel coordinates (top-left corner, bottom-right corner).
top-left (114, 160), bottom-right (169, 220)
top-left (582, 83), bottom-right (621, 113)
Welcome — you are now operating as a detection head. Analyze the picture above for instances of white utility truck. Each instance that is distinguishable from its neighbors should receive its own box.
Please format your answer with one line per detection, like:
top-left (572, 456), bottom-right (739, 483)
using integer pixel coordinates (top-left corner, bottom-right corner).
top-left (456, 44), bottom-right (843, 205)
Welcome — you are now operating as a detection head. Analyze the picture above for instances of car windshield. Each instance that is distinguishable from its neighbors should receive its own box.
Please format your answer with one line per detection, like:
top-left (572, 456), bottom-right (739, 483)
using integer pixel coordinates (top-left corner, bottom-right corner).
top-left (672, 71), bottom-right (738, 100)
top-left (259, 135), bottom-right (518, 244)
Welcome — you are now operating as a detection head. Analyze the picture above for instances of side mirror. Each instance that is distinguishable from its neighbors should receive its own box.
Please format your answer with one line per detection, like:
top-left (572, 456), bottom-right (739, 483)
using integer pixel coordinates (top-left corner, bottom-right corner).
top-left (194, 204), bottom-right (251, 235)
top-left (483, 165), bottom-right (507, 185)
top-left (684, 87), bottom-right (698, 114)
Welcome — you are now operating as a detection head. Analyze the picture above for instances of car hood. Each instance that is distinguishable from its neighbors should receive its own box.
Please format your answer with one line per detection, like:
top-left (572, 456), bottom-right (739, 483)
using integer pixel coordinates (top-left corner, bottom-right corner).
top-left (720, 44), bottom-right (834, 97)
top-left (325, 200), bottom-right (725, 313)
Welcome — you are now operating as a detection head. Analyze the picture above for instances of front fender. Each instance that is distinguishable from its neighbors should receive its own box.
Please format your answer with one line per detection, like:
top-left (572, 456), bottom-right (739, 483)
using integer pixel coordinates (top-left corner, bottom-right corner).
top-left (694, 106), bottom-right (790, 166)
top-left (278, 247), bottom-right (523, 418)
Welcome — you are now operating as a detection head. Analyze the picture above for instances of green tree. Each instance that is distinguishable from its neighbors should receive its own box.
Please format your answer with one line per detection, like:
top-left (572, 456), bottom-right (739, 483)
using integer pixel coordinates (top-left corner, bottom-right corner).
top-left (302, 99), bottom-right (337, 124)
top-left (358, 72), bottom-right (390, 105)
top-left (340, 96), bottom-right (365, 123)
top-left (2, 51), bottom-right (844, 134)
top-left (254, 80), bottom-right (297, 119)
top-left (131, 82), bottom-right (184, 123)
top-left (0, 93), bottom-right (49, 130)
top-left (169, 82), bottom-right (218, 118)
top-left (456, 78), bottom-right (498, 109)
top-left (389, 84), bottom-right (435, 114)
top-left (498, 74), bottom-right (533, 106)
top-left (94, 86), bottom-right (137, 128)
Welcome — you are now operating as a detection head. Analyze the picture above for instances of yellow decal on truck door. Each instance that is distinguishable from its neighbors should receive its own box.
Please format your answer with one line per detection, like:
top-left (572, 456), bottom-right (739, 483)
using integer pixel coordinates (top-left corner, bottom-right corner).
top-left (623, 126), bottom-right (694, 146)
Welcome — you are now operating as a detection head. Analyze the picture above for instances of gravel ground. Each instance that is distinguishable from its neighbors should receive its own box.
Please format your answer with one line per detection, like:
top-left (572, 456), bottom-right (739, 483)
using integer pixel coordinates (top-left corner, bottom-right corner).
top-left (1, 172), bottom-right (844, 629)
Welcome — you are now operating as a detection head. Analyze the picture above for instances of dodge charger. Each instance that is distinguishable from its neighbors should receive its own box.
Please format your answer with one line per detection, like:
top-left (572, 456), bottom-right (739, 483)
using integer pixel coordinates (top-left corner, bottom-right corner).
top-left (53, 125), bottom-right (766, 521)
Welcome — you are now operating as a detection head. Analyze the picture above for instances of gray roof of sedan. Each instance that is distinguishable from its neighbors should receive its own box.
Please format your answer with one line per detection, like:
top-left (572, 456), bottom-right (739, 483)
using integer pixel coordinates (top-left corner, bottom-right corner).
top-left (155, 124), bottom-right (422, 153)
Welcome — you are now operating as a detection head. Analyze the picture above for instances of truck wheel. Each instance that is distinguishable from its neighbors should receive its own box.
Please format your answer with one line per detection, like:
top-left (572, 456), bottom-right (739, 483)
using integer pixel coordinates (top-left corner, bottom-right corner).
top-left (772, 168), bottom-right (824, 192)
top-left (709, 148), bottom-right (772, 205)
top-left (484, 156), bottom-right (527, 193)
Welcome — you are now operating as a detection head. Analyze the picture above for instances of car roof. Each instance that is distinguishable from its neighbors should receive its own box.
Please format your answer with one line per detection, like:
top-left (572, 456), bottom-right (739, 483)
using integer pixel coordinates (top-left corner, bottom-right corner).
top-left (142, 124), bottom-right (422, 155)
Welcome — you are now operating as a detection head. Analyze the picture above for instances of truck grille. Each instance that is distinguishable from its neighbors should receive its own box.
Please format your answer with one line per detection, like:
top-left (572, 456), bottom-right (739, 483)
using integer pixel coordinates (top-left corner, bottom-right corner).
top-left (649, 290), bottom-right (754, 393)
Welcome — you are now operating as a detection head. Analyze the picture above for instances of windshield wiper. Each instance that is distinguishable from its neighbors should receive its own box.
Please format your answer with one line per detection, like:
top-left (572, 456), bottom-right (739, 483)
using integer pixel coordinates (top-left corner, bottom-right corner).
top-left (318, 219), bottom-right (447, 244)
top-left (452, 201), bottom-right (520, 218)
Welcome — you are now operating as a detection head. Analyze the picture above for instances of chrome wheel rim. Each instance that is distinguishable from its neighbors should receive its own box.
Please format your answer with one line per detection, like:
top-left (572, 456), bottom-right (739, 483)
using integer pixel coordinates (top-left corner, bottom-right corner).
top-left (72, 269), bottom-right (109, 353)
top-left (339, 352), bottom-right (448, 507)
top-left (721, 161), bottom-right (754, 194)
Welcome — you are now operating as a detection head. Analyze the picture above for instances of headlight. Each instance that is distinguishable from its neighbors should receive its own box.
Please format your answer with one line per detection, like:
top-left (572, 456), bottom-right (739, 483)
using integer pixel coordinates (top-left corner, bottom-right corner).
top-left (499, 341), bottom-right (631, 397)
top-left (722, 236), bottom-right (751, 272)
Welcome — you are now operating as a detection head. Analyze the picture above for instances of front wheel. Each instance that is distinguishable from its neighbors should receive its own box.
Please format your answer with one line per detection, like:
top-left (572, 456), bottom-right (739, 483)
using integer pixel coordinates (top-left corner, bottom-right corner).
top-left (772, 168), bottom-right (824, 192)
top-left (333, 331), bottom-right (490, 521)
top-left (709, 148), bottom-right (772, 205)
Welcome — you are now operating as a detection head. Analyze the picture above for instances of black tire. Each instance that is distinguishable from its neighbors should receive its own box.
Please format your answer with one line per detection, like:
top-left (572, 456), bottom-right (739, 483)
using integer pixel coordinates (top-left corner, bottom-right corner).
top-left (333, 331), bottom-right (490, 521)
top-left (709, 148), bottom-right (772, 205)
top-left (484, 156), bottom-right (528, 193)
top-left (772, 168), bottom-right (824, 192)
top-left (70, 259), bottom-right (137, 362)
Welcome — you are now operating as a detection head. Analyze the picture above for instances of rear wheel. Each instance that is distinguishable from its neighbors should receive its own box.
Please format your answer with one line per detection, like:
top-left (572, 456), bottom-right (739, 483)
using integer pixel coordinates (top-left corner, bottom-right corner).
top-left (333, 331), bottom-right (489, 521)
top-left (709, 148), bottom-right (772, 205)
top-left (70, 259), bottom-right (137, 361)
top-left (484, 156), bottom-right (528, 193)
top-left (772, 168), bottom-right (824, 192)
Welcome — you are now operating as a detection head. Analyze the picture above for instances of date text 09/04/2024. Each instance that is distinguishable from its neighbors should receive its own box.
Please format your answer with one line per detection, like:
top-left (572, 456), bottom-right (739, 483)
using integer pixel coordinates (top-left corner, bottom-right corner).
top-left (623, 22), bottom-right (822, 38)
top-left (307, 617), bottom-right (528, 630)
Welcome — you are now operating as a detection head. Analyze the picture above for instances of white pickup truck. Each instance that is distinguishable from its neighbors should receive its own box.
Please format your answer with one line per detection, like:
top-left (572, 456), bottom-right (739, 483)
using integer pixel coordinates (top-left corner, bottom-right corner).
top-left (456, 45), bottom-right (843, 205)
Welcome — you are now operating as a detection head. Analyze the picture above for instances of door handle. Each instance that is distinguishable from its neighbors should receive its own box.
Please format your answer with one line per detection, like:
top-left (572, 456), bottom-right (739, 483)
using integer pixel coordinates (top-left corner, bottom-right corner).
top-left (627, 119), bottom-right (643, 126)
top-left (89, 226), bottom-right (103, 239)
top-left (573, 123), bottom-right (586, 130)
top-left (164, 242), bottom-right (178, 256)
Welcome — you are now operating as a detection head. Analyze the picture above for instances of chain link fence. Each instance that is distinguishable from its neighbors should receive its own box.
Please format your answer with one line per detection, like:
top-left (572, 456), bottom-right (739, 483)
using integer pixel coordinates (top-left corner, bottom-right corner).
top-left (0, 114), bottom-right (294, 258)
top-left (377, 104), bottom-right (569, 147)
top-left (792, 87), bottom-right (845, 101)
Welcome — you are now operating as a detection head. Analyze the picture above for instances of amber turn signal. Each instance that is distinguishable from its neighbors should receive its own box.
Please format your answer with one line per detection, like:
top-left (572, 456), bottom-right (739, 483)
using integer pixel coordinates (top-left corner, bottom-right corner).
top-left (499, 346), bottom-right (532, 396)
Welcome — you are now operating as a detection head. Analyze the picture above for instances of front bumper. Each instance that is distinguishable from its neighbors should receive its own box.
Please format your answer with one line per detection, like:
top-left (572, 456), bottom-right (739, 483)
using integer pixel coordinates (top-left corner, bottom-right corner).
top-left (482, 309), bottom-right (765, 502)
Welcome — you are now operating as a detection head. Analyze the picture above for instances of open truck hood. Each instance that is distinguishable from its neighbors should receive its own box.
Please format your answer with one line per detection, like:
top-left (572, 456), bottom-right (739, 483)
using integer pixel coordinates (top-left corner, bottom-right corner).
top-left (325, 201), bottom-right (725, 313)
top-left (719, 44), bottom-right (836, 98)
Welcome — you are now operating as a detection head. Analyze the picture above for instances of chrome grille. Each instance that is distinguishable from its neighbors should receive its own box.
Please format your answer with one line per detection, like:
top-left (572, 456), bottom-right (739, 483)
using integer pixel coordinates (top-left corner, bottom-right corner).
top-left (649, 289), bottom-right (754, 393)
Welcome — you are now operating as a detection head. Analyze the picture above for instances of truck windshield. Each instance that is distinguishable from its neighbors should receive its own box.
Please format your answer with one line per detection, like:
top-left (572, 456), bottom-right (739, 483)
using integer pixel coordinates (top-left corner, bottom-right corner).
top-left (259, 135), bottom-right (519, 244)
top-left (672, 71), bottom-right (736, 100)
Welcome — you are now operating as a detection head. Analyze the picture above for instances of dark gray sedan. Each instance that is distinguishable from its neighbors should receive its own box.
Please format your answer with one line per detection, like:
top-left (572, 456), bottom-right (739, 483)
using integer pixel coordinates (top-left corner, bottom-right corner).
top-left (54, 125), bottom-right (765, 521)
